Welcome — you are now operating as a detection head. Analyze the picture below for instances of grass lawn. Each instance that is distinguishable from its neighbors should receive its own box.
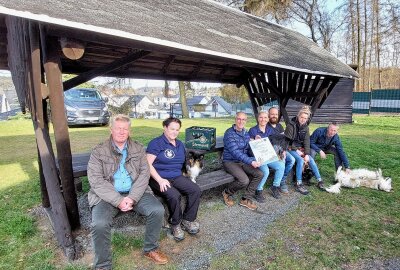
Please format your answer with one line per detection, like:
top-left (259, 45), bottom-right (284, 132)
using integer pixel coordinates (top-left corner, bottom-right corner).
top-left (0, 115), bottom-right (399, 269)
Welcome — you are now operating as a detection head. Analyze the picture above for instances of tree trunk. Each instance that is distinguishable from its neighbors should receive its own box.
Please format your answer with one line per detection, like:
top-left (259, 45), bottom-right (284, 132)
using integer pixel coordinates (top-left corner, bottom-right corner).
top-left (356, 0), bottom-right (361, 92)
top-left (362, 0), bottom-right (368, 92)
top-left (178, 81), bottom-right (189, 118)
top-left (375, 0), bottom-right (382, 88)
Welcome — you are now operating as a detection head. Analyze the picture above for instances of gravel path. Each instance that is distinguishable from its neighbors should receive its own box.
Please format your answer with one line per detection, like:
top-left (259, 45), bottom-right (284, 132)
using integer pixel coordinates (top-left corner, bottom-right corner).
top-left (70, 185), bottom-right (302, 269)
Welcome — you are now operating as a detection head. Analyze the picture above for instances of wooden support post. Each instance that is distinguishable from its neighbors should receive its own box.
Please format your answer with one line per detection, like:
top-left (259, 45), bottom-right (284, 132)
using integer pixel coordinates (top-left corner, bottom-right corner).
top-left (25, 20), bottom-right (75, 260)
top-left (41, 33), bottom-right (80, 229)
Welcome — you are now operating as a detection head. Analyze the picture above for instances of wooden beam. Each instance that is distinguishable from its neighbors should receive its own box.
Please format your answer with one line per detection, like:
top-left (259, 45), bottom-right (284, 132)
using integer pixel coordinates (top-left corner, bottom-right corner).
top-left (253, 92), bottom-right (279, 99)
top-left (311, 77), bottom-right (338, 114)
top-left (63, 50), bottom-right (151, 90)
top-left (162, 55), bottom-right (175, 74)
top-left (59, 37), bottom-right (85, 60)
top-left (243, 75), bottom-right (259, 116)
top-left (42, 34), bottom-right (80, 230)
top-left (19, 20), bottom-right (75, 260)
top-left (190, 60), bottom-right (205, 78)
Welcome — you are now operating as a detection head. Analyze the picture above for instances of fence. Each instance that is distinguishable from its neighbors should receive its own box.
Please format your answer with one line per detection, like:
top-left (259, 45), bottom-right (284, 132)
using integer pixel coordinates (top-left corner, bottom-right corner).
top-left (353, 89), bottom-right (400, 114)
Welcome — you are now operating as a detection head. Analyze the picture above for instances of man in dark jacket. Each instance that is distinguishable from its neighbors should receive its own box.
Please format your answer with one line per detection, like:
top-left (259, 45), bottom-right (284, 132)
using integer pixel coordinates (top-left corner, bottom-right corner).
top-left (88, 114), bottom-right (168, 269)
top-left (310, 122), bottom-right (351, 173)
top-left (221, 112), bottom-right (263, 211)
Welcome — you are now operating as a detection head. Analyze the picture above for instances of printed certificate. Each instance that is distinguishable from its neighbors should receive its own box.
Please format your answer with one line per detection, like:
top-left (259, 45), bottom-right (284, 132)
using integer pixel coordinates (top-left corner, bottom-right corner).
top-left (249, 137), bottom-right (279, 165)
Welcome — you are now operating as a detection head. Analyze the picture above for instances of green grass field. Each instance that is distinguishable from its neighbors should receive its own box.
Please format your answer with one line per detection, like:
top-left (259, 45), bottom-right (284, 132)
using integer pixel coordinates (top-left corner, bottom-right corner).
top-left (0, 115), bottom-right (399, 269)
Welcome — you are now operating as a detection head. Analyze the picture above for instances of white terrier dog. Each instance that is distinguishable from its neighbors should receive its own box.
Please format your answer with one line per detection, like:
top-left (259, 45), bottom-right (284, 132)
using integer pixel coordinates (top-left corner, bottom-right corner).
top-left (325, 166), bottom-right (393, 194)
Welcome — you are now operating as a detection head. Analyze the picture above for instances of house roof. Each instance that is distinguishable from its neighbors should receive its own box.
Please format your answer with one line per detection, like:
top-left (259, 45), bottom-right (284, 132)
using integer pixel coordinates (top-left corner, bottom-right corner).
top-left (0, 0), bottom-right (358, 82)
top-left (209, 96), bottom-right (232, 114)
top-left (179, 96), bottom-right (209, 106)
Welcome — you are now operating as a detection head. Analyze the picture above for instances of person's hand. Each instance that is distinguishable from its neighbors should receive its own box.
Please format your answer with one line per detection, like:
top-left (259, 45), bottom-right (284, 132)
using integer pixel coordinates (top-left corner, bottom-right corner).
top-left (251, 161), bottom-right (261, 168)
top-left (320, 150), bottom-right (327, 159)
top-left (282, 151), bottom-right (286, 160)
top-left (345, 168), bottom-right (351, 174)
top-left (296, 149), bottom-right (304, 157)
top-left (304, 154), bottom-right (310, 163)
top-left (255, 135), bottom-right (262, 140)
top-left (158, 178), bottom-right (171, 192)
top-left (118, 197), bottom-right (134, 212)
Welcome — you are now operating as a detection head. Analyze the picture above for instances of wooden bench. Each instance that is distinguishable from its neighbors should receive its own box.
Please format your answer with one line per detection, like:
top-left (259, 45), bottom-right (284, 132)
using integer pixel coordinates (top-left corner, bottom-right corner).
top-left (57, 136), bottom-right (232, 192)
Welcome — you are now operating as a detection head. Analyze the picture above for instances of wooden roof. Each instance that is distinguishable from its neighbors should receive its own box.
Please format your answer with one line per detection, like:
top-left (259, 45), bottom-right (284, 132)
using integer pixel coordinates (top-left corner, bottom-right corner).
top-left (0, 0), bottom-right (358, 85)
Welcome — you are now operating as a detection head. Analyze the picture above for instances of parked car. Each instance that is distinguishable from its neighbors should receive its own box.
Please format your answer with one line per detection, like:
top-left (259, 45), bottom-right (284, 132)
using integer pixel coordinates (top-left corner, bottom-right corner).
top-left (64, 88), bottom-right (110, 126)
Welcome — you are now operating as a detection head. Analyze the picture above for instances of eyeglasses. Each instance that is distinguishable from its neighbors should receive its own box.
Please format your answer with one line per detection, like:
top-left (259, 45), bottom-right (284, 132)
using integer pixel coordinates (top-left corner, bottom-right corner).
top-left (236, 118), bottom-right (247, 121)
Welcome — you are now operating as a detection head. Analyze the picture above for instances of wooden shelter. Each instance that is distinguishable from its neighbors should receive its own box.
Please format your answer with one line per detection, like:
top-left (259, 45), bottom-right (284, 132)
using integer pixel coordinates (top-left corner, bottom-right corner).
top-left (0, 0), bottom-right (358, 259)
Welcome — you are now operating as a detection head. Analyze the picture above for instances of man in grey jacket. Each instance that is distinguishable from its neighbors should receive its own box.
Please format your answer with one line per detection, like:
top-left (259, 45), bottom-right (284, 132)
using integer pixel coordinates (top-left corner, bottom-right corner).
top-left (88, 114), bottom-right (168, 269)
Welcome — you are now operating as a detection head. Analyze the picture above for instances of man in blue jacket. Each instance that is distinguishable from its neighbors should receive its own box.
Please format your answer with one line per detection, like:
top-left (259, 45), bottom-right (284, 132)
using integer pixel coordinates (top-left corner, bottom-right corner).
top-left (310, 122), bottom-right (351, 173)
top-left (221, 112), bottom-right (263, 211)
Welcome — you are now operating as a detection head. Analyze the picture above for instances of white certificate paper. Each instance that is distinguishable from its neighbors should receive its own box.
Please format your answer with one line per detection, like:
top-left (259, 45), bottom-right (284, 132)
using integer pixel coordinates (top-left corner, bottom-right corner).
top-left (249, 138), bottom-right (279, 165)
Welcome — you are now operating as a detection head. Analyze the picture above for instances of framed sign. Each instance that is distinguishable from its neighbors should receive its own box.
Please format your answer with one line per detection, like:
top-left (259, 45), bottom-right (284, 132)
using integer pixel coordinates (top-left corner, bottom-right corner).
top-left (249, 137), bottom-right (279, 165)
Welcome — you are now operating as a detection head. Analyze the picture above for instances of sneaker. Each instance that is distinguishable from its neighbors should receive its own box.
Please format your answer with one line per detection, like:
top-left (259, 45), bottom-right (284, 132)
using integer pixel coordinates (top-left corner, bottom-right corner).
top-left (239, 198), bottom-right (257, 210)
top-left (171, 224), bottom-right (185, 241)
top-left (295, 182), bottom-right (309, 195)
top-left (269, 186), bottom-right (281, 199)
top-left (254, 190), bottom-right (266, 203)
top-left (222, 189), bottom-right (235, 206)
top-left (279, 183), bottom-right (289, 195)
top-left (316, 181), bottom-right (325, 190)
top-left (181, 220), bottom-right (200, 235)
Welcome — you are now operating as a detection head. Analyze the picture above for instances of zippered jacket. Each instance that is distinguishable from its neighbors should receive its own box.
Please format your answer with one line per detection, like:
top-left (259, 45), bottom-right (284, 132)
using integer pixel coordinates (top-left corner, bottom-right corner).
top-left (87, 136), bottom-right (152, 208)
top-left (222, 125), bottom-right (255, 165)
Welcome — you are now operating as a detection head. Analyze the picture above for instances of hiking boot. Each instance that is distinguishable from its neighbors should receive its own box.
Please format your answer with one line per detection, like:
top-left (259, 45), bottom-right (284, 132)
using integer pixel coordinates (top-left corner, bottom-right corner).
top-left (239, 198), bottom-right (257, 210)
top-left (144, 249), bottom-right (169, 265)
top-left (269, 186), bottom-right (281, 199)
top-left (171, 224), bottom-right (185, 241)
top-left (181, 220), bottom-right (200, 235)
top-left (279, 183), bottom-right (289, 195)
top-left (222, 189), bottom-right (235, 206)
top-left (295, 182), bottom-right (309, 195)
top-left (254, 190), bottom-right (266, 203)
top-left (316, 181), bottom-right (325, 190)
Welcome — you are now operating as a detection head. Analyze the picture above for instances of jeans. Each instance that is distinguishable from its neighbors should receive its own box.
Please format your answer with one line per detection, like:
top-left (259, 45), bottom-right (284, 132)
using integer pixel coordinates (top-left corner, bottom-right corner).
top-left (223, 161), bottom-right (263, 200)
top-left (289, 150), bottom-right (321, 183)
top-left (280, 152), bottom-right (295, 186)
top-left (91, 193), bottom-right (165, 269)
top-left (149, 175), bottom-right (201, 226)
top-left (310, 146), bottom-right (342, 170)
top-left (257, 160), bottom-right (285, 190)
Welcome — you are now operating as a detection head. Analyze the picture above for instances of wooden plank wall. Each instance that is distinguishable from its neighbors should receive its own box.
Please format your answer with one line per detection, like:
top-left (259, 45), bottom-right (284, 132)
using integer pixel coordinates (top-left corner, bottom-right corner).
top-left (286, 78), bottom-right (354, 123)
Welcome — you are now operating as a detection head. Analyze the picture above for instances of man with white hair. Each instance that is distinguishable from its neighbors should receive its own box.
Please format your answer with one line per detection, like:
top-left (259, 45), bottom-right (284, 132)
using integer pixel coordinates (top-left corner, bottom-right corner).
top-left (88, 114), bottom-right (168, 269)
top-left (310, 122), bottom-right (351, 173)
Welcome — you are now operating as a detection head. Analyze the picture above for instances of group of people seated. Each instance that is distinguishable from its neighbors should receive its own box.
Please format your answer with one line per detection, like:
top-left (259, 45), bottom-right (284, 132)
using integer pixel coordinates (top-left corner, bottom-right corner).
top-left (222, 106), bottom-right (351, 210)
top-left (87, 109), bottom-right (350, 269)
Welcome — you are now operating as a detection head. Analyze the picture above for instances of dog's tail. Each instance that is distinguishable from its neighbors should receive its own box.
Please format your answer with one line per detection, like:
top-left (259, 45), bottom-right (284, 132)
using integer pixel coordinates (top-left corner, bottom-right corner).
top-left (325, 182), bottom-right (341, 194)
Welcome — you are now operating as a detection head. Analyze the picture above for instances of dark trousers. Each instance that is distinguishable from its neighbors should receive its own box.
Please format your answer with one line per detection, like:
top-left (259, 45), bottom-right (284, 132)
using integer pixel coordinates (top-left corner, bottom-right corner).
top-left (149, 175), bottom-right (201, 226)
top-left (91, 193), bottom-right (165, 270)
top-left (223, 161), bottom-right (263, 199)
top-left (311, 146), bottom-right (342, 170)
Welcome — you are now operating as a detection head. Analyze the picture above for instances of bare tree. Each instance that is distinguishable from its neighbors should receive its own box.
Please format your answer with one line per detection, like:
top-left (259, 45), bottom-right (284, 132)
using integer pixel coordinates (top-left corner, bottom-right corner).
top-left (178, 81), bottom-right (189, 118)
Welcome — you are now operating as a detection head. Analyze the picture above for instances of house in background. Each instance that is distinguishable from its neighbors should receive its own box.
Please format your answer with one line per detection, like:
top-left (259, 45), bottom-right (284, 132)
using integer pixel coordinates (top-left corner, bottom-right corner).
top-left (107, 94), bottom-right (158, 118)
top-left (153, 94), bottom-right (180, 110)
top-left (175, 96), bottom-right (210, 118)
top-left (202, 96), bottom-right (232, 117)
